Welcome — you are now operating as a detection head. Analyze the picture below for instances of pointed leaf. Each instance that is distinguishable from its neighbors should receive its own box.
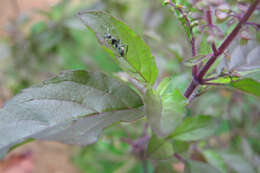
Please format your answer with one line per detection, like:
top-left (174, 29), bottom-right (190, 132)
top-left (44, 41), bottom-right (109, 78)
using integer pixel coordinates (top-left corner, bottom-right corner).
top-left (184, 55), bottom-right (209, 67)
top-left (202, 150), bottom-right (228, 173)
top-left (160, 89), bottom-right (187, 134)
top-left (77, 11), bottom-right (158, 85)
top-left (230, 78), bottom-right (260, 98)
top-left (157, 77), bottom-right (172, 96)
top-left (169, 115), bottom-right (218, 141)
top-left (0, 70), bottom-right (143, 158)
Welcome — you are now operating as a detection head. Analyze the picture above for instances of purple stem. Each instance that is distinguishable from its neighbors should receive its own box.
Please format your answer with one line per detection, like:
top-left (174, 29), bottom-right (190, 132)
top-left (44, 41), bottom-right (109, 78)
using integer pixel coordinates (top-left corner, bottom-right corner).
top-left (245, 22), bottom-right (260, 30)
top-left (184, 0), bottom-right (260, 99)
top-left (174, 153), bottom-right (186, 163)
top-left (205, 8), bottom-right (219, 56)
top-left (167, 1), bottom-right (196, 56)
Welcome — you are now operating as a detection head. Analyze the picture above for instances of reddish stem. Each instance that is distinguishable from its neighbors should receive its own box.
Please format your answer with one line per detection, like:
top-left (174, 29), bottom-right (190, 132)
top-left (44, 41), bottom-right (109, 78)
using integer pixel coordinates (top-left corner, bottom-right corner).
top-left (206, 8), bottom-right (213, 26)
top-left (184, 0), bottom-right (259, 99)
top-left (174, 153), bottom-right (186, 163)
top-left (205, 8), bottom-right (219, 56)
top-left (211, 43), bottom-right (218, 56)
top-left (167, 1), bottom-right (196, 56)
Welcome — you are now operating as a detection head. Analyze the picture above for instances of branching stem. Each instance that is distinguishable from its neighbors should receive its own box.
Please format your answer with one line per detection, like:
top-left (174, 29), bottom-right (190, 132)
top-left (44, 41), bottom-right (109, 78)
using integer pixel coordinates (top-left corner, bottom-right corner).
top-left (184, 0), bottom-right (260, 99)
top-left (167, 1), bottom-right (196, 56)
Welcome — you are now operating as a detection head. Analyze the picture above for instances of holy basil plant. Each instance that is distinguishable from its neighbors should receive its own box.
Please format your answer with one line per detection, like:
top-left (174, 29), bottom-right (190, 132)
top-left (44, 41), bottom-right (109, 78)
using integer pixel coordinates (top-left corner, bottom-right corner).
top-left (1, 6), bottom-right (260, 173)
top-left (0, 10), bottom-right (158, 158)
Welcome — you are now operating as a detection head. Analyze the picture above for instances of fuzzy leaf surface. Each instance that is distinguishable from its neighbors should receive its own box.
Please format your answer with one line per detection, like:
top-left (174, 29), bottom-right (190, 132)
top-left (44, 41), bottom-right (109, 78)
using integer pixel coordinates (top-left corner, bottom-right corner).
top-left (144, 87), bottom-right (187, 137)
top-left (0, 70), bottom-right (143, 158)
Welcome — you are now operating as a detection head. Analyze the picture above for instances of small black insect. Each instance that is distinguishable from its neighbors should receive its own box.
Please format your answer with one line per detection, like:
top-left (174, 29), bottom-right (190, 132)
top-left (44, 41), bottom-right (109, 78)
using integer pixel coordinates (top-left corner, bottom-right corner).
top-left (104, 31), bottom-right (128, 57)
top-left (118, 44), bottom-right (128, 57)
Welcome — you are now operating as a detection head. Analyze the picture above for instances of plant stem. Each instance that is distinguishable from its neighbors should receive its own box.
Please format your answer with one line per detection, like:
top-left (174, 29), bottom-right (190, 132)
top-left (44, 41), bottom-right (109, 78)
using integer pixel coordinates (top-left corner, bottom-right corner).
top-left (167, 1), bottom-right (196, 56)
top-left (205, 8), bottom-right (218, 56)
top-left (184, 0), bottom-right (260, 99)
top-left (174, 153), bottom-right (186, 163)
top-left (142, 159), bottom-right (148, 173)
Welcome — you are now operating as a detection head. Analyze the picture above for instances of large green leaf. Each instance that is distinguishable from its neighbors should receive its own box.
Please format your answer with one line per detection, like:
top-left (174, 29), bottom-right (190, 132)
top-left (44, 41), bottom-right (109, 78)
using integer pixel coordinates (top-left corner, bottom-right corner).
top-left (230, 78), bottom-right (260, 98)
top-left (145, 84), bottom-right (187, 159)
top-left (220, 153), bottom-right (256, 173)
top-left (207, 76), bottom-right (260, 98)
top-left (144, 87), bottom-right (187, 137)
top-left (169, 115), bottom-right (218, 141)
top-left (77, 11), bottom-right (158, 85)
top-left (0, 70), bottom-right (143, 158)
top-left (202, 150), bottom-right (228, 173)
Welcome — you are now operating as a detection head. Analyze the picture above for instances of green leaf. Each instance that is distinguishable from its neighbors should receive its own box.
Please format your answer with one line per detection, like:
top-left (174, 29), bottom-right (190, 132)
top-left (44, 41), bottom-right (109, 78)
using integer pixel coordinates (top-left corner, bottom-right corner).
top-left (147, 134), bottom-right (174, 160)
top-left (199, 34), bottom-right (212, 55)
top-left (144, 88), bottom-right (163, 136)
top-left (155, 161), bottom-right (177, 173)
top-left (244, 71), bottom-right (260, 82)
top-left (157, 77), bottom-right (172, 96)
top-left (169, 115), bottom-right (218, 141)
top-left (172, 140), bottom-right (189, 153)
top-left (144, 87), bottom-right (187, 136)
top-left (220, 153), bottom-right (256, 173)
top-left (77, 11), bottom-right (158, 85)
top-left (0, 70), bottom-right (143, 158)
top-left (185, 160), bottom-right (222, 173)
top-left (9, 138), bottom-right (35, 152)
top-left (230, 78), bottom-right (260, 98)
top-left (184, 54), bottom-right (209, 67)
top-left (202, 150), bottom-right (228, 173)
top-left (157, 74), bottom-right (190, 94)
top-left (241, 138), bottom-right (254, 163)
top-left (30, 21), bottom-right (47, 34)
top-left (208, 76), bottom-right (239, 85)
top-left (145, 86), bottom-right (187, 159)
top-left (207, 74), bottom-right (260, 98)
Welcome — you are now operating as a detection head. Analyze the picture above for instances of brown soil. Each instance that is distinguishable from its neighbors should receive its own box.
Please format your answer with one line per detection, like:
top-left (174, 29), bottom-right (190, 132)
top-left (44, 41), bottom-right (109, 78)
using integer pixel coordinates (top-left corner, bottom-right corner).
top-left (2, 141), bottom-right (81, 173)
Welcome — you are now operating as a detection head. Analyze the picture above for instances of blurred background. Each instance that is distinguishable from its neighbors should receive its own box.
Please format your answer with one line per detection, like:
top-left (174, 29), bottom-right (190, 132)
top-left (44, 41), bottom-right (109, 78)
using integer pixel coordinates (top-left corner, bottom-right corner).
top-left (0, 0), bottom-right (259, 173)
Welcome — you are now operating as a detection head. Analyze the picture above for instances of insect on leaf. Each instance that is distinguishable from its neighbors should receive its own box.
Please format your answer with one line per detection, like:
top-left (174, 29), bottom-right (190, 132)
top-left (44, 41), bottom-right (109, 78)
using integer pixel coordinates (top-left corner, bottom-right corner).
top-left (77, 11), bottom-right (158, 85)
